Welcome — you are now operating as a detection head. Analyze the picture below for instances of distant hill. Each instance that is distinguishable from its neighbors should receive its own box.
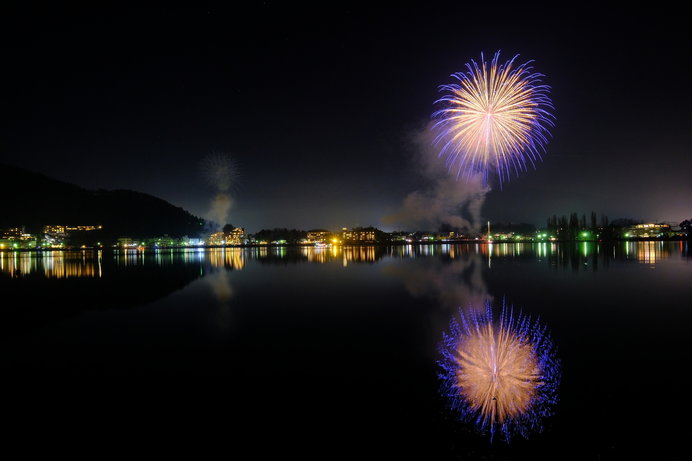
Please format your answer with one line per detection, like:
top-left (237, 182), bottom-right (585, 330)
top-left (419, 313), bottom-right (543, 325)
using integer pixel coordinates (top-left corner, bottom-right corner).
top-left (0, 163), bottom-right (206, 238)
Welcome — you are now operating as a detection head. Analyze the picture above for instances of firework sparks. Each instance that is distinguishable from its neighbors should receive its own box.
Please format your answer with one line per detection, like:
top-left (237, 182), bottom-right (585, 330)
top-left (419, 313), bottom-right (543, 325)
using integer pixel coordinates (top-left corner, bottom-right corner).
top-left (433, 51), bottom-right (555, 185)
top-left (200, 152), bottom-right (238, 192)
top-left (439, 300), bottom-right (560, 441)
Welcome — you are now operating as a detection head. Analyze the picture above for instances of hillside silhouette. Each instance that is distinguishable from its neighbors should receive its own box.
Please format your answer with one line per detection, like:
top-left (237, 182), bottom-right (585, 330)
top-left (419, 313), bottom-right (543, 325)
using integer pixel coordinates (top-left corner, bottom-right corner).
top-left (1, 163), bottom-right (205, 238)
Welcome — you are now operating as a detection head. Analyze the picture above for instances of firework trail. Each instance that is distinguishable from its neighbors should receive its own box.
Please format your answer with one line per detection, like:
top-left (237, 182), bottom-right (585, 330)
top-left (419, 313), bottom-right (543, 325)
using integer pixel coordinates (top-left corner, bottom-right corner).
top-left (433, 51), bottom-right (555, 185)
top-left (439, 300), bottom-right (560, 441)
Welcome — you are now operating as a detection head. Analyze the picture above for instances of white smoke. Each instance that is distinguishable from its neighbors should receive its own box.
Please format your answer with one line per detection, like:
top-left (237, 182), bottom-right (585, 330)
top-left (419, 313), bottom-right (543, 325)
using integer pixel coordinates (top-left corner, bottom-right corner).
top-left (200, 152), bottom-right (238, 229)
top-left (208, 193), bottom-right (233, 230)
top-left (383, 124), bottom-right (490, 233)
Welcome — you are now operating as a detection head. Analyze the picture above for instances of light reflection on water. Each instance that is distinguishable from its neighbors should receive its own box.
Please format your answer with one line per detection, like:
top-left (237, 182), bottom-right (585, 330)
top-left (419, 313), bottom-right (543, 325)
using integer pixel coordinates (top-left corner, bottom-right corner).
top-left (0, 249), bottom-right (104, 278)
top-left (0, 241), bottom-right (688, 278)
top-left (1, 239), bottom-right (690, 458)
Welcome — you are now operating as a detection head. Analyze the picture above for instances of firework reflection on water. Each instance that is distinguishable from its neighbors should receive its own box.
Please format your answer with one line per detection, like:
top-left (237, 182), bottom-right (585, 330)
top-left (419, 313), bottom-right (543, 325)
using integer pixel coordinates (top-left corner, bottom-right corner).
top-left (439, 300), bottom-right (560, 441)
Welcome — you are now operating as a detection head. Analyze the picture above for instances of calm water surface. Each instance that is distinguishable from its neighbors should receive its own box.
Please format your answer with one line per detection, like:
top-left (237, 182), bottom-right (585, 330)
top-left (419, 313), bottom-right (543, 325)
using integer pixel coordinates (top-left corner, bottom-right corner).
top-left (2, 242), bottom-right (690, 459)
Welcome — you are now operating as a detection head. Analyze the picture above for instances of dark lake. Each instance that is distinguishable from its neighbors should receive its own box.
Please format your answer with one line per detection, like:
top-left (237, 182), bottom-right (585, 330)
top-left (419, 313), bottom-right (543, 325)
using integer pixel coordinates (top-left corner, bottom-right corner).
top-left (2, 242), bottom-right (690, 459)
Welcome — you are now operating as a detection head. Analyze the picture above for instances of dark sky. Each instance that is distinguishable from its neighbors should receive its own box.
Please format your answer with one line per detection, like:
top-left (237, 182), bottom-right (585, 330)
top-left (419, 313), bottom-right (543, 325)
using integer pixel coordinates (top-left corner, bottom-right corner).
top-left (2, 4), bottom-right (690, 231)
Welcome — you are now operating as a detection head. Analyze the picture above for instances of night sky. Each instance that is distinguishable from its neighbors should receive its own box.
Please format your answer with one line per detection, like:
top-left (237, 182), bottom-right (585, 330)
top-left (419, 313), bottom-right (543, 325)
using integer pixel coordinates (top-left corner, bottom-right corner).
top-left (2, 5), bottom-right (690, 232)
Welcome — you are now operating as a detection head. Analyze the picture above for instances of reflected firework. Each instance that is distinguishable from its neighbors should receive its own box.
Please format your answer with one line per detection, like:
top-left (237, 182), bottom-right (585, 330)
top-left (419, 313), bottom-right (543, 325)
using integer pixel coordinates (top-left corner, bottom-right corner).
top-left (433, 51), bottom-right (555, 185)
top-left (439, 300), bottom-right (560, 441)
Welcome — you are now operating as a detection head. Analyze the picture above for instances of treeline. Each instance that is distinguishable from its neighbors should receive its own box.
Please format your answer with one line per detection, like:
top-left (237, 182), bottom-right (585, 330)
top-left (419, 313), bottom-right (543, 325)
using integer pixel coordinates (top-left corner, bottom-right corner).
top-left (489, 222), bottom-right (537, 234)
top-left (546, 211), bottom-right (610, 232)
top-left (251, 226), bottom-right (390, 244)
top-left (253, 228), bottom-right (307, 243)
top-left (545, 212), bottom-right (647, 240)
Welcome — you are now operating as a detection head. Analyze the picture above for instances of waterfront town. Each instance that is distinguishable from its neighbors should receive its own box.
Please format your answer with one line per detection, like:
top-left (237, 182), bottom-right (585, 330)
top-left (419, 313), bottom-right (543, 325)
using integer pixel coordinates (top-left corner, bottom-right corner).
top-left (1, 218), bottom-right (689, 251)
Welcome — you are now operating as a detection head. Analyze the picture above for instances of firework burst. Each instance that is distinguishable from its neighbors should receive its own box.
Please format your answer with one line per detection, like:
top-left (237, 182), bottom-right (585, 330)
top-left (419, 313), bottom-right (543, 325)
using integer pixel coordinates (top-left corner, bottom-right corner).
top-left (199, 152), bottom-right (239, 192)
top-left (433, 51), bottom-right (555, 185)
top-left (438, 300), bottom-right (560, 441)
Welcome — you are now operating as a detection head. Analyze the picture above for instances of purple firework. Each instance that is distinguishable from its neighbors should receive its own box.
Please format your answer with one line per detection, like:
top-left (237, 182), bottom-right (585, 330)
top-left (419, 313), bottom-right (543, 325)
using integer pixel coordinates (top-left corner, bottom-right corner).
top-left (432, 51), bottom-right (555, 186)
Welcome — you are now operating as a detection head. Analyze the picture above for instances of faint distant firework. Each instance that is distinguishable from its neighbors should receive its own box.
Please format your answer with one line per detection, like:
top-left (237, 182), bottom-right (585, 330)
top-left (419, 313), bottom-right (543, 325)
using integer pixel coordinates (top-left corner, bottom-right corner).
top-left (438, 300), bottom-right (560, 441)
top-left (200, 151), bottom-right (238, 192)
top-left (199, 152), bottom-right (239, 228)
top-left (433, 51), bottom-right (555, 185)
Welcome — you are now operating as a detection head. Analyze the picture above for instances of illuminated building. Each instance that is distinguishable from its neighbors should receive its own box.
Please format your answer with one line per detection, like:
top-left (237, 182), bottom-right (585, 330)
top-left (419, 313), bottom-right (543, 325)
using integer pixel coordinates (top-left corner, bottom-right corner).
top-left (389, 231), bottom-right (410, 242)
top-left (208, 232), bottom-right (226, 246)
top-left (226, 227), bottom-right (246, 245)
top-left (488, 232), bottom-right (515, 241)
top-left (208, 228), bottom-right (245, 246)
top-left (342, 227), bottom-right (377, 243)
top-left (66, 225), bottom-right (102, 231)
top-left (44, 225), bottom-right (102, 234)
top-left (117, 237), bottom-right (134, 247)
top-left (43, 225), bottom-right (67, 235)
top-left (445, 231), bottom-right (469, 240)
top-left (0, 227), bottom-right (38, 249)
top-left (625, 223), bottom-right (671, 238)
top-left (43, 225), bottom-right (102, 248)
top-left (306, 229), bottom-right (331, 243)
top-left (1, 227), bottom-right (25, 239)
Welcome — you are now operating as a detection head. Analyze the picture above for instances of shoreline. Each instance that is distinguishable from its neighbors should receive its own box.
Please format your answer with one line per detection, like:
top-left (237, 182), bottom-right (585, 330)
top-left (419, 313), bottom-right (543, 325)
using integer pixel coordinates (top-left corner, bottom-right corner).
top-left (1, 237), bottom-right (689, 253)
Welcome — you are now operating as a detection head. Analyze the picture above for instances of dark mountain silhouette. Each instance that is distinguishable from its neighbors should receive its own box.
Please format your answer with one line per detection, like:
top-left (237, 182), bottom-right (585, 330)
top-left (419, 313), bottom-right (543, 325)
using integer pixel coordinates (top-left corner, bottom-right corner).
top-left (0, 163), bottom-right (206, 238)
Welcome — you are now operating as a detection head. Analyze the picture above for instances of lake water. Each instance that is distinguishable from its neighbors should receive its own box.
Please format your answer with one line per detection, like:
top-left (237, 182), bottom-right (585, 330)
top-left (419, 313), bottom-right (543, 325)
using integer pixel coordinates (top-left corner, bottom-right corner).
top-left (2, 242), bottom-right (690, 459)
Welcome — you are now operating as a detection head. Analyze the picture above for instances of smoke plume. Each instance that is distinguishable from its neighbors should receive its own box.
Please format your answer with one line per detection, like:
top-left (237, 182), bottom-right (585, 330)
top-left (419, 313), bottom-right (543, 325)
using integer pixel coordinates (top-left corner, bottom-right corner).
top-left (200, 152), bottom-right (238, 229)
top-left (209, 193), bottom-right (233, 230)
top-left (383, 124), bottom-right (490, 233)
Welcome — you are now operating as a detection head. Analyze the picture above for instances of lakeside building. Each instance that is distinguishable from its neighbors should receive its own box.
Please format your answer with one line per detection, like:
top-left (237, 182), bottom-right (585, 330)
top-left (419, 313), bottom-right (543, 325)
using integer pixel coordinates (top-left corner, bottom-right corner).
top-left (67, 225), bottom-right (102, 232)
top-left (117, 237), bottom-right (135, 247)
top-left (207, 232), bottom-right (225, 246)
top-left (226, 227), bottom-right (246, 245)
top-left (625, 223), bottom-right (671, 238)
top-left (306, 230), bottom-right (332, 243)
top-left (41, 225), bottom-right (103, 248)
top-left (44, 224), bottom-right (102, 235)
top-left (207, 227), bottom-right (246, 246)
top-left (43, 225), bottom-right (67, 237)
top-left (445, 231), bottom-right (470, 240)
top-left (1, 226), bottom-right (38, 249)
top-left (389, 231), bottom-right (411, 243)
top-left (1, 227), bottom-right (26, 239)
top-left (488, 232), bottom-right (516, 241)
top-left (342, 227), bottom-right (376, 243)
